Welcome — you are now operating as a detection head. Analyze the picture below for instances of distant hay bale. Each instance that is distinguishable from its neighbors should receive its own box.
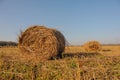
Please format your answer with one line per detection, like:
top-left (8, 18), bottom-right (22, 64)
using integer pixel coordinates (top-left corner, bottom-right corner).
top-left (18, 25), bottom-right (65, 61)
top-left (83, 41), bottom-right (101, 52)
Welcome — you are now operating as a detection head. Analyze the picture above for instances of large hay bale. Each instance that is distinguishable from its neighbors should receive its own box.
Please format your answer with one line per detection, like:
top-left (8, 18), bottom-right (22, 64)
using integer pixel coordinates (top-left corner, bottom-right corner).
top-left (18, 25), bottom-right (65, 61)
top-left (83, 41), bottom-right (101, 52)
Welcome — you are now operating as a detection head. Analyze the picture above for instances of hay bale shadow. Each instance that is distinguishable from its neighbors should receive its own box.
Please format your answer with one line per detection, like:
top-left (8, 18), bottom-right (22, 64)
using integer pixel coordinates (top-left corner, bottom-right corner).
top-left (102, 49), bottom-right (112, 52)
top-left (49, 52), bottom-right (101, 60)
top-left (62, 52), bottom-right (101, 58)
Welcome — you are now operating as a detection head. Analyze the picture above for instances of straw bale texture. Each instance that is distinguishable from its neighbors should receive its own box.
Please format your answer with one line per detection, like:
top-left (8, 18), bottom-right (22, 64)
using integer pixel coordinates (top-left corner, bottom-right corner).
top-left (83, 41), bottom-right (101, 52)
top-left (18, 25), bottom-right (65, 61)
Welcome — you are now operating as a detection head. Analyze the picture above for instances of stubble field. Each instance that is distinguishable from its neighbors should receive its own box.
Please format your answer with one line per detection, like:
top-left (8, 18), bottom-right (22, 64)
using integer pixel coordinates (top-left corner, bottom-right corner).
top-left (0, 45), bottom-right (120, 80)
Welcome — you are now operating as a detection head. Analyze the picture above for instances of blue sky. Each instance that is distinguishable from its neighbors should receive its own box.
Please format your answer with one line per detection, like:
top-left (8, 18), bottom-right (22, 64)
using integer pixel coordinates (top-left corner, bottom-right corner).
top-left (0, 0), bottom-right (120, 45)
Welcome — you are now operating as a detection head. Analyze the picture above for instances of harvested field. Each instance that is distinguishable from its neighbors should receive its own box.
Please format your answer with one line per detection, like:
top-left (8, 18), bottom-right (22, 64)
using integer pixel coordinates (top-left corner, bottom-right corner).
top-left (0, 45), bottom-right (120, 80)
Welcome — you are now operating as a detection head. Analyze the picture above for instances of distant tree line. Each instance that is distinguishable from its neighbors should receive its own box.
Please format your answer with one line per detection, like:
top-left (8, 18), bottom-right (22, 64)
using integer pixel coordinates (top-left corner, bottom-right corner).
top-left (0, 41), bottom-right (18, 46)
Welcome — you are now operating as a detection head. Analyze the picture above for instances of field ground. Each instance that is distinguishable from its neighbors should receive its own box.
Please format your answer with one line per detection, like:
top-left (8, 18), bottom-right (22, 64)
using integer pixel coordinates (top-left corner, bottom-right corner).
top-left (0, 45), bottom-right (120, 80)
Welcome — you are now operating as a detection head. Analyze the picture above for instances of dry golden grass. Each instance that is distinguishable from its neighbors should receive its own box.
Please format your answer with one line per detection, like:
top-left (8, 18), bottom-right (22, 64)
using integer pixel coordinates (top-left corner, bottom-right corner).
top-left (65, 46), bottom-right (84, 53)
top-left (0, 45), bottom-right (120, 80)
top-left (0, 47), bottom-right (80, 80)
top-left (101, 45), bottom-right (120, 56)
top-left (65, 45), bottom-right (120, 56)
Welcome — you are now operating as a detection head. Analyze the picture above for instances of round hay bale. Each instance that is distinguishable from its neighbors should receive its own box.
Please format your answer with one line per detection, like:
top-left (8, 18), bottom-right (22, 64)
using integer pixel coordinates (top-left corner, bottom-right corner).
top-left (83, 41), bottom-right (101, 52)
top-left (18, 25), bottom-right (65, 61)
